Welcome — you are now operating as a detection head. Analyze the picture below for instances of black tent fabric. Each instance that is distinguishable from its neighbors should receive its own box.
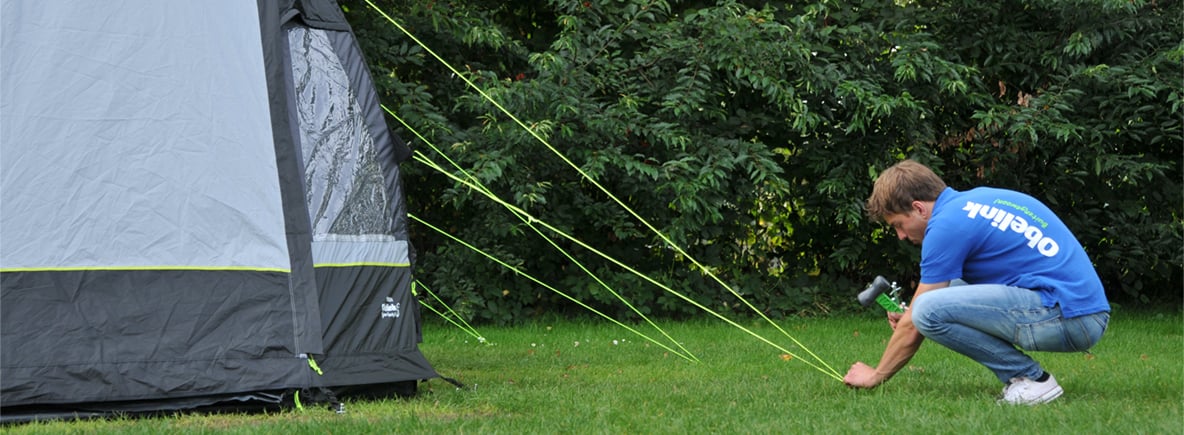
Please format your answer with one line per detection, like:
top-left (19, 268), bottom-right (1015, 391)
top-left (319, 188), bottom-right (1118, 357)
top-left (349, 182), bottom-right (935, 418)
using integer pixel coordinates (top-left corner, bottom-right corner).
top-left (282, 4), bottom-right (436, 396)
top-left (0, 0), bottom-right (438, 421)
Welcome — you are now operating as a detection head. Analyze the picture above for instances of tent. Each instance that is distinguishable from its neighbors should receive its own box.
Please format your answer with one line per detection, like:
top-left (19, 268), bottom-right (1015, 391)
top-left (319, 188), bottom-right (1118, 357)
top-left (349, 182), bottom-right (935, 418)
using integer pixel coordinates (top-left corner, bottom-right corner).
top-left (0, 0), bottom-right (441, 421)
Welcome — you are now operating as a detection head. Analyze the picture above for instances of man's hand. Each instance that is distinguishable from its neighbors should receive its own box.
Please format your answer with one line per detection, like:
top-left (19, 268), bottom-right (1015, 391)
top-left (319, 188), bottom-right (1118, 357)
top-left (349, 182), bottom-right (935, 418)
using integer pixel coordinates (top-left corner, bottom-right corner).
top-left (887, 311), bottom-right (904, 330)
top-left (843, 362), bottom-right (885, 388)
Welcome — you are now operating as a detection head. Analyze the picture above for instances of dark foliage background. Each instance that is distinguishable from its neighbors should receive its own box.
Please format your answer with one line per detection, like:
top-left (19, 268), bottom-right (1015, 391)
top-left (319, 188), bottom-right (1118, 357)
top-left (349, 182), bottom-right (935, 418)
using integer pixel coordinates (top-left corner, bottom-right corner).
top-left (340, 0), bottom-right (1182, 323)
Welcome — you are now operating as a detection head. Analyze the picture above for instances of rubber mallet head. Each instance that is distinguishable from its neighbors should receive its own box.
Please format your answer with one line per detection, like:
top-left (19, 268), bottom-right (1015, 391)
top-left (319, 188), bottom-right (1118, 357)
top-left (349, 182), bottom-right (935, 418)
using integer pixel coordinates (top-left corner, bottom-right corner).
top-left (858, 276), bottom-right (891, 307)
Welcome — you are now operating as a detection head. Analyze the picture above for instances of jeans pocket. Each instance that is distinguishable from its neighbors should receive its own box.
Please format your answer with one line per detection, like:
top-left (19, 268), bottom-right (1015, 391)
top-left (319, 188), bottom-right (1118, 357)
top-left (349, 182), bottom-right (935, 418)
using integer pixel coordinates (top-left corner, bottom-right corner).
top-left (1015, 317), bottom-right (1069, 352)
top-left (1015, 313), bottom-right (1107, 352)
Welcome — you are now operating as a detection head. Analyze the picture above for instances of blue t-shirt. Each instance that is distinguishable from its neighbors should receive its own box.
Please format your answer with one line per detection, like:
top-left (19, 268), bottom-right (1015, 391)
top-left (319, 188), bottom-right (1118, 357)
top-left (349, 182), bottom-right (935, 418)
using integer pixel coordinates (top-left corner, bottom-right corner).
top-left (921, 187), bottom-right (1110, 318)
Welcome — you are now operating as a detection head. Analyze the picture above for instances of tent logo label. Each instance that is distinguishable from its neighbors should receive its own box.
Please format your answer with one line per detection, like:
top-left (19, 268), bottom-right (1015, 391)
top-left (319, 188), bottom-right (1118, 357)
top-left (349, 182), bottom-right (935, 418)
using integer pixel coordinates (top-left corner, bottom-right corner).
top-left (381, 297), bottom-right (401, 319)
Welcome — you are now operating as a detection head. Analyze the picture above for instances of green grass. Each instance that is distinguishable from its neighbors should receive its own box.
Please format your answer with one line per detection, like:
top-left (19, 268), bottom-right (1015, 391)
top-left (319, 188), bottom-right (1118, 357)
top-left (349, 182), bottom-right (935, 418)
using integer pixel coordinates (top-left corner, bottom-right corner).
top-left (8, 310), bottom-right (1182, 434)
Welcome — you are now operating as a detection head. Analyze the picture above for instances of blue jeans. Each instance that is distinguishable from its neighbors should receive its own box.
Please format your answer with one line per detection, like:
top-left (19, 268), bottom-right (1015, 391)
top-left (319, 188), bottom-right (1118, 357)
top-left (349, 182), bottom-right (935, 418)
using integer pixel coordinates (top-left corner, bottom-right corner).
top-left (910, 283), bottom-right (1109, 383)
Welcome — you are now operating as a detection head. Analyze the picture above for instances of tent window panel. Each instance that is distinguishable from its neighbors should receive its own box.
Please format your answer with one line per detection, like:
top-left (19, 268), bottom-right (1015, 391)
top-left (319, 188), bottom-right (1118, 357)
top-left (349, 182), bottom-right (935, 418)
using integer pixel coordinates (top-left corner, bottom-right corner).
top-left (289, 26), bottom-right (393, 237)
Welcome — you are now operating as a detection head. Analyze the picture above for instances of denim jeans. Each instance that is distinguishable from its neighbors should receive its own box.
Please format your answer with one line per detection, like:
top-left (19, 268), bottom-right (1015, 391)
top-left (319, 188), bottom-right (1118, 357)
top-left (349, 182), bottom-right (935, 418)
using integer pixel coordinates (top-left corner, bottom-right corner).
top-left (910, 282), bottom-right (1110, 383)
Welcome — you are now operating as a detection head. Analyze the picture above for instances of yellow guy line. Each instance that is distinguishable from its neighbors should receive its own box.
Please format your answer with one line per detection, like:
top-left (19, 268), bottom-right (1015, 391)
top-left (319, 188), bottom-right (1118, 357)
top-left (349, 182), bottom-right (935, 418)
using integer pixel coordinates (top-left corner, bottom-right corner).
top-left (365, 1), bottom-right (840, 380)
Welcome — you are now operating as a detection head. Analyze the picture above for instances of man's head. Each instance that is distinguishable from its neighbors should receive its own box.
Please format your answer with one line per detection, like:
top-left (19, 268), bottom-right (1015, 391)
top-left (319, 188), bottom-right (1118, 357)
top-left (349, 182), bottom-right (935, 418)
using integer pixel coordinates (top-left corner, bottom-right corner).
top-left (866, 159), bottom-right (947, 244)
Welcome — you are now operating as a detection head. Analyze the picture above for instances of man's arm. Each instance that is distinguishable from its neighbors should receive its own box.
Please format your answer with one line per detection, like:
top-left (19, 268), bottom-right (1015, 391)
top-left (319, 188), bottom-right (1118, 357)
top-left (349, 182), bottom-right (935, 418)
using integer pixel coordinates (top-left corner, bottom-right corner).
top-left (844, 281), bottom-right (950, 388)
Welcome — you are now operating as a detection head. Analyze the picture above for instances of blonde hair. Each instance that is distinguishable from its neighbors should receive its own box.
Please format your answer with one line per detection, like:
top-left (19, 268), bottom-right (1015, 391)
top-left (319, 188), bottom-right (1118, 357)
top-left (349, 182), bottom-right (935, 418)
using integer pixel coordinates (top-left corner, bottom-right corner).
top-left (865, 159), bottom-right (947, 221)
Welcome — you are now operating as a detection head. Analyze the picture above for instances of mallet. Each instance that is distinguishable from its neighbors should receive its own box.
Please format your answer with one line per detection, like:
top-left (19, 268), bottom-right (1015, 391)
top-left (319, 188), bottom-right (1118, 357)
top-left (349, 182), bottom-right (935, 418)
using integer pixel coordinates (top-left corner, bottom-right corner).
top-left (858, 276), bottom-right (906, 313)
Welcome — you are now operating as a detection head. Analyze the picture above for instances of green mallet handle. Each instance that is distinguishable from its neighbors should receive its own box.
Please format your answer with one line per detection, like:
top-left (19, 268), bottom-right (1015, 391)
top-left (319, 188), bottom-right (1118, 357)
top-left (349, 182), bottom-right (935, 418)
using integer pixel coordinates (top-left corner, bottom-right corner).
top-left (858, 275), bottom-right (906, 313)
top-left (874, 293), bottom-right (904, 313)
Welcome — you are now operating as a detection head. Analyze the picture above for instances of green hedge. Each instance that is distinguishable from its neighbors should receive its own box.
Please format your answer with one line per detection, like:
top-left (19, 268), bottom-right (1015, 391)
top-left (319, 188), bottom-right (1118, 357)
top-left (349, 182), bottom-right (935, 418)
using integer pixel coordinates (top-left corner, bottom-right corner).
top-left (343, 0), bottom-right (1182, 323)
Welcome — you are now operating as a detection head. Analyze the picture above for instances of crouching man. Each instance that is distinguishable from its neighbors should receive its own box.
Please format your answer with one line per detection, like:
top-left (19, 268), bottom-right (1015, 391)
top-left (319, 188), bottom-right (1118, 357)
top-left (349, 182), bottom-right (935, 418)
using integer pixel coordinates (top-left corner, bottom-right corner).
top-left (843, 159), bottom-right (1110, 405)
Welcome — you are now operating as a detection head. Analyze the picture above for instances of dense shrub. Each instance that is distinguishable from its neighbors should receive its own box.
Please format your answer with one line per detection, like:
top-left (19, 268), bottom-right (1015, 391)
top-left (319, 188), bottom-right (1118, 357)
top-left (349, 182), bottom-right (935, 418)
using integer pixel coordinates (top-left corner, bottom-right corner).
top-left (343, 0), bottom-right (1182, 323)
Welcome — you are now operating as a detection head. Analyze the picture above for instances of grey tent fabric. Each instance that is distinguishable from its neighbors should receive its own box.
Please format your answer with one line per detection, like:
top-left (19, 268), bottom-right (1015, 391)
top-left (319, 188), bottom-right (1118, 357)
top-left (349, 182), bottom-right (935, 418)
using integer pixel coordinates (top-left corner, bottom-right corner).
top-left (1, 2), bottom-right (291, 271)
top-left (1, 0), bottom-right (437, 420)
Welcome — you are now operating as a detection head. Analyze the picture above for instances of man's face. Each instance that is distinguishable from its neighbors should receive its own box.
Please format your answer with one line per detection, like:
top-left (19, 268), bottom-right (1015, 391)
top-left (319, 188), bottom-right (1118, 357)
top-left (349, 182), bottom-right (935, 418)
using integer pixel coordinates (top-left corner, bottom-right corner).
top-left (884, 208), bottom-right (927, 245)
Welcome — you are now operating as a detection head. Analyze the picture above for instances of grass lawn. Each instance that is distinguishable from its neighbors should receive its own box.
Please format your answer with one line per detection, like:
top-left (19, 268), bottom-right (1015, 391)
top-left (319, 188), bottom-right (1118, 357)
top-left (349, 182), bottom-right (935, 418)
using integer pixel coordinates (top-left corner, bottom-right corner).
top-left (7, 310), bottom-right (1181, 434)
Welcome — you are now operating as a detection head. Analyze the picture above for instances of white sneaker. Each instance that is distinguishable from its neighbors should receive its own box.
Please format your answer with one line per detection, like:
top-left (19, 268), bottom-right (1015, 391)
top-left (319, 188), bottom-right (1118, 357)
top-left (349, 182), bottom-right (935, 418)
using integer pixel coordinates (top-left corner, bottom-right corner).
top-left (998, 374), bottom-right (1064, 405)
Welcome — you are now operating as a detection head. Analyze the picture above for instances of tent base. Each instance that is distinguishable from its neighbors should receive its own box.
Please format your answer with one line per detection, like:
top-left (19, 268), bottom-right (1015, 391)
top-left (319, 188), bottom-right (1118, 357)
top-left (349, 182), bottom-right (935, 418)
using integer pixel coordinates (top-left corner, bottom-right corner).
top-left (0, 390), bottom-right (318, 425)
top-left (0, 382), bottom-right (435, 425)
